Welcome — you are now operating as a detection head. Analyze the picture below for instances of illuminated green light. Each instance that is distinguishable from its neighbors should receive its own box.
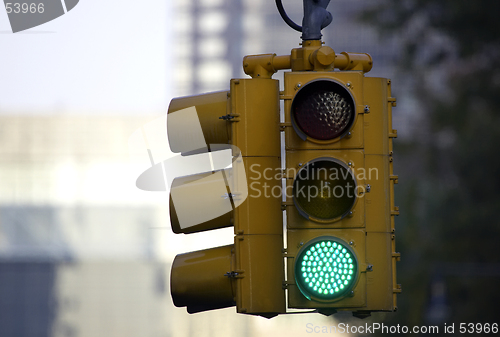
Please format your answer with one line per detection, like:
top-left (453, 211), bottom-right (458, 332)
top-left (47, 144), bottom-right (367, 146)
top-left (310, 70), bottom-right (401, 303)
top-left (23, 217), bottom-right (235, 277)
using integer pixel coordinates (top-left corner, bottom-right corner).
top-left (295, 237), bottom-right (358, 301)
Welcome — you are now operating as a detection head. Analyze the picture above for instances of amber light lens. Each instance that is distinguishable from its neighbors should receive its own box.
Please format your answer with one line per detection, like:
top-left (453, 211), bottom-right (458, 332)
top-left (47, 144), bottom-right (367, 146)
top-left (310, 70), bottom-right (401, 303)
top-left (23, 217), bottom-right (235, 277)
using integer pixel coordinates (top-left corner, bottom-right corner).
top-left (293, 158), bottom-right (356, 222)
top-left (292, 80), bottom-right (355, 141)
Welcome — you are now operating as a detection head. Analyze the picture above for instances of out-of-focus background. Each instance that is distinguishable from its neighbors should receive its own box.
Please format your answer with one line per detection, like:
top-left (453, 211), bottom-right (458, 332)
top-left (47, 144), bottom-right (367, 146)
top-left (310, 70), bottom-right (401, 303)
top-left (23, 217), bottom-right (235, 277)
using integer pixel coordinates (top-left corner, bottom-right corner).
top-left (1, 0), bottom-right (499, 336)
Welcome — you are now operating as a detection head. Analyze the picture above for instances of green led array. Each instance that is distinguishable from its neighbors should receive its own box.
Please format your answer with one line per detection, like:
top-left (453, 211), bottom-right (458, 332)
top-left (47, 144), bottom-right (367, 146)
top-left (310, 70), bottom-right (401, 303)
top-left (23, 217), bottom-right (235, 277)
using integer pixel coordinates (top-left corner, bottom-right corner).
top-left (295, 239), bottom-right (357, 301)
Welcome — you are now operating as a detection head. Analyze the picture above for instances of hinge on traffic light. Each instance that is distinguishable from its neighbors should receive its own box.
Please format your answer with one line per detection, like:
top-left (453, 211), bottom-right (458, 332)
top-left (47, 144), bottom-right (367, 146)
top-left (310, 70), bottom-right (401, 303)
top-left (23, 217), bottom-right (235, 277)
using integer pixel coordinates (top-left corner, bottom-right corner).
top-left (282, 248), bottom-right (288, 258)
top-left (388, 97), bottom-right (397, 107)
top-left (358, 263), bottom-right (372, 273)
top-left (230, 192), bottom-right (244, 202)
top-left (222, 192), bottom-right (236, 210)
top-left (279, 122), bottom-right (292, 131)
top-left (393, 284), bottom-right (402, 294)
top-left (391, 206), bottom-right (400, 216)
top-left (281, 201), bottom-right (294, 211)
top-left (392, 252), bottom-right (401, 262)
top-left (352, 311), bottom-right (371, 319)
top-left (224, 270), bottom-right (244, 279)
top-left (282, 279), bottom-right (297, 290)
top-left (390, 175), bottom-right (399, 184)
top-left (279, 93), bottom-right (293, 101)
top-left (219, 114), bottom-right (240, 122)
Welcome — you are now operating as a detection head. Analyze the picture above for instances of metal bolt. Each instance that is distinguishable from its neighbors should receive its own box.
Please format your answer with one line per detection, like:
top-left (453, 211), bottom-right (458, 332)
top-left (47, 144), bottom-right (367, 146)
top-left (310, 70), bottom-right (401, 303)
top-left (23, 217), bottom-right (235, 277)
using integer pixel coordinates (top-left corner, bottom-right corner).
top-left (346, 82), bottom-right (352, 88)
top-left (298, 162), bottom-right (303, 167)
top-left (366, 184), bottom-right (371, 193)
top-left (364, 105), bottom-right (370, 113)
top-left (297, 83), bottom-right (302, 88)
top-left (349, 241), bottom-right (354, 246)
top-left (348, 161), bottom-right (353, 166)
top-left (366, 265), bottom-right (373, 272)
top-left (298, 241), bottom-right (304, 248)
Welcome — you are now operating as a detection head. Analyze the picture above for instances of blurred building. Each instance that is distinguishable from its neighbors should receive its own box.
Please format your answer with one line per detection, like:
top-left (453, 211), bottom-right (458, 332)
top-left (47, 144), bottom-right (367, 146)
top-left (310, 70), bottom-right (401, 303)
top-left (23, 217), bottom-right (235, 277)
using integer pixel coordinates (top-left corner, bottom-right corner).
top-left (171, 0), bottom-right (397, 92)
top-left (171, 0), bottom-right (410, 134)
top-left (0, 115), bottom-right (171, 336)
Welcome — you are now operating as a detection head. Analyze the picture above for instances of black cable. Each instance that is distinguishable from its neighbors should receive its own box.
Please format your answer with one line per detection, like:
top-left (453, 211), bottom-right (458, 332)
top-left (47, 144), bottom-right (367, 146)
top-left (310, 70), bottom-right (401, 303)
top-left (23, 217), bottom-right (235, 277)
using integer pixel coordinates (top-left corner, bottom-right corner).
top-left (275, 0), bottom-right (302, 32)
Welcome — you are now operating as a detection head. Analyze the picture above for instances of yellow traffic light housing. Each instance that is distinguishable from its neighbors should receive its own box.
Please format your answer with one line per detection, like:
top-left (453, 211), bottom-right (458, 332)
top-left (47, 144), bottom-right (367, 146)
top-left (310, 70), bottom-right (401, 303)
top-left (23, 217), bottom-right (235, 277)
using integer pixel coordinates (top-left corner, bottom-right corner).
top-left (235, 33), bottom-right (399, 316)
top-left (278, 65), bottom-right (399, 317)
top-left (167, 78), bottom-right (286, 318)
top-left (164, 45), bottom-right (400, 318)
top-left (159, 1), bottom-right (400, 319)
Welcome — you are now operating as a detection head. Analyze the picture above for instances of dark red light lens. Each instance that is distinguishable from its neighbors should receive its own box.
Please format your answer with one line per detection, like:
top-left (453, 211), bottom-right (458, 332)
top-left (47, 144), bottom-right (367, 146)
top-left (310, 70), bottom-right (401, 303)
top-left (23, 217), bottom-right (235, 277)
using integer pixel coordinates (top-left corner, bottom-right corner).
top-left (292, 80), bottom-right (355, 141)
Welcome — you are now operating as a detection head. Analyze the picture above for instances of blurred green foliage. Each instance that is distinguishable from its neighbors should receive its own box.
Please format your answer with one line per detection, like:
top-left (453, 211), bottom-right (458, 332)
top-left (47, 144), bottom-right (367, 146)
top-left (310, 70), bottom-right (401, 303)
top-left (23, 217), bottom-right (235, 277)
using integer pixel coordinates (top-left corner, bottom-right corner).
top-left (359, 0), bottom-right (500, 333)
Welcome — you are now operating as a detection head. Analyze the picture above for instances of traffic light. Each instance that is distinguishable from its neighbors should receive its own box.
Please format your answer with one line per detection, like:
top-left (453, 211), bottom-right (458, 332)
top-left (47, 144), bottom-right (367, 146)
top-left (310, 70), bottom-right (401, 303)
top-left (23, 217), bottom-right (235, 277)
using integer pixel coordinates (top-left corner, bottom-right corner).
top-left (267, 40), bottom-right (401, 317)
top-left (167, 79), bottom-right (286, 318)
top-left (159, 1), bottom-right (400, 319)
top-left (165, 43), bottom-right (400, 318)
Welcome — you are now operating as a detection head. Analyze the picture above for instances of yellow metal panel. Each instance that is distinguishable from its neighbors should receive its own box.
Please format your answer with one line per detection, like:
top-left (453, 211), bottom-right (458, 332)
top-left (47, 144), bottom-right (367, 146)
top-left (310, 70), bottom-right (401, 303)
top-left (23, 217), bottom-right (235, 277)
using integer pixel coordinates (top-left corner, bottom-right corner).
top-left (234, 234), bottom-right (286, 317)
top-left (363, 77), bottom-right (392, 155)
top-left (364, 232), bottom-right (396, 311)
top-left (229, 78), bottom-right (284, 316)
top-left (364, 154), bottom-right (392, 233)
top-left (230, 78), bottom-right (280, 158)
top-left (236, 156), bottom-right (282, 236)
top-left (387, 79), bottom-right (396, 155)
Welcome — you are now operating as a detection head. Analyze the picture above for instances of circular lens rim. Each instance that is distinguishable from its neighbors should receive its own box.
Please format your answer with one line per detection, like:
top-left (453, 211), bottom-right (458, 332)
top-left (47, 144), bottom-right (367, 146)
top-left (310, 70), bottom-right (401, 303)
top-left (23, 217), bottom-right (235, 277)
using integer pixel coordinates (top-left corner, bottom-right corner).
top-left (292, 157), bottom-right (358, 223)
top-left (294, 236), bottom-right (359, 303)
top-left (291, 79), bottom-right (356, 144)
